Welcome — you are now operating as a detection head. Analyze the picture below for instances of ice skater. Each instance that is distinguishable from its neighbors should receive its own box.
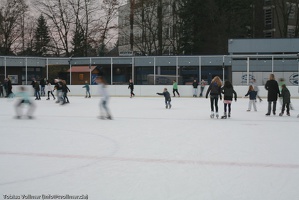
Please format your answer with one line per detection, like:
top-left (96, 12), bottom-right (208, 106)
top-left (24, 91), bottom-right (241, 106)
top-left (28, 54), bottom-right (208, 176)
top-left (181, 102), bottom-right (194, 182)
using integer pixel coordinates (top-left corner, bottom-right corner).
top-left (279, 84), bottom-right (291, 116)
top-left (265, 74), bottom-right (280, 116)
top-left (206, 76), bottom-right (222, 118)
top-left (61, 80), bottom-right (70, 105)
top-left (128, 79), bottom-right (135, 98)
top-left (83, 80), bottom-right (91, 98)
top-left (199, 79), bottom-right (206, 97)
top-left (46, 80), bottom-right (55, 100)
top-left (157, 88), bottom-right (172, 109)
top-left (192, 79), bottom-right (198, 97)
top-left (245, 85), bottom-right (257, 112)
top-left (14, 86), bottom-right (35, 119)
top-left (33, 80), bottom-right (41, 100)
top-left (220, 80), bottom-right (237, 119)
top-left (96, 76), bottom-right (112, 120)
top-left (172, 80), bottom-right (180, 97)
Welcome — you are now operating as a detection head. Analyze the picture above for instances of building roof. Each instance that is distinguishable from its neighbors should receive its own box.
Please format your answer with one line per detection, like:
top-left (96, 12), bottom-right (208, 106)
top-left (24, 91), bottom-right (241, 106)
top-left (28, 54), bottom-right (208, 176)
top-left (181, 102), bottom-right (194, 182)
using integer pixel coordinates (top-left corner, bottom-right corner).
top-left (67, 66), bottom-right (97, 72)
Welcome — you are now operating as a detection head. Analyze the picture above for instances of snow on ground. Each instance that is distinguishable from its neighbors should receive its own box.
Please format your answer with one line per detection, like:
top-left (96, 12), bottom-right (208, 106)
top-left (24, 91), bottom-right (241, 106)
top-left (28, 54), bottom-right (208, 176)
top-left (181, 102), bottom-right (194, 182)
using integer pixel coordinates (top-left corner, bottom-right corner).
top-left (0, 95), bottom-right (299, 200)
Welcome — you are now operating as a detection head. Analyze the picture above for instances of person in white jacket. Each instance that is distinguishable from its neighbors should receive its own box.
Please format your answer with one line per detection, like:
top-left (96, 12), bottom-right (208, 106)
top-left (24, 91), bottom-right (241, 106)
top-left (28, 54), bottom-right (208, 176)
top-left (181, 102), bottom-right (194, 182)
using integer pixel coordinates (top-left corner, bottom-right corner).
top-left (46, 80), bottom-right (56, 100)
top-left (96, 76), bottom-right (112, 120)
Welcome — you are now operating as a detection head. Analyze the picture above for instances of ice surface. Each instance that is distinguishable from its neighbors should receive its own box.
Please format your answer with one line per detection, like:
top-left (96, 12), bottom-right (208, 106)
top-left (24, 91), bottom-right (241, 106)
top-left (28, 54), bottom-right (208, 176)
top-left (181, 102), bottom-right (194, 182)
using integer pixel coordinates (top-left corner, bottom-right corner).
top-left (0, 96), bottom-right (299, 200)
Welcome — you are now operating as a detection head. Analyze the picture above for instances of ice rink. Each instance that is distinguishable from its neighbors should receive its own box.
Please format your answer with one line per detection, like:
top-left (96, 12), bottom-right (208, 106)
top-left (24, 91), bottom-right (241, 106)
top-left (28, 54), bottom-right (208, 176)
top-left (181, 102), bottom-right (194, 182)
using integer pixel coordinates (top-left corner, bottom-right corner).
top-left (0, 95), bottom-right (299, 200)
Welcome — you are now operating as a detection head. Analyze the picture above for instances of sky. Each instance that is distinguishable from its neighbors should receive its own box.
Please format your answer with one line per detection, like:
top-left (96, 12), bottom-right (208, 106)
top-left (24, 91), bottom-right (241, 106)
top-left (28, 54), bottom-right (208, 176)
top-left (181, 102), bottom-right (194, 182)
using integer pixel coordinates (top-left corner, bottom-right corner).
top-left (0, 96), bottom-right (299, 200)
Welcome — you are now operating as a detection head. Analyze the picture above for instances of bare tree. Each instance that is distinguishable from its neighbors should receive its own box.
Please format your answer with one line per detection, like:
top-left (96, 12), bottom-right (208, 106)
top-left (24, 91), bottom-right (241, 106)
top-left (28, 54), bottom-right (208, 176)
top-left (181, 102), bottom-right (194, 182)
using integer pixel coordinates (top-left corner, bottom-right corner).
top-left (35, 0), bottom-right (73, 56)
top-left (0, 0), bottom-right (28, 55)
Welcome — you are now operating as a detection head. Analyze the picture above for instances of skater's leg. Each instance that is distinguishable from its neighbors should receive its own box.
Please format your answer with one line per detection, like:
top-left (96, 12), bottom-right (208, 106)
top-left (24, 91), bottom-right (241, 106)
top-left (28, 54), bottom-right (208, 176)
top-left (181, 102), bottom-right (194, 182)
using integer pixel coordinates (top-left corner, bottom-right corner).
top-left (27, 101), bottom-right (36, 117)
top-left (253, 101), bottom-right (257, 111)
top-left (228, 103), bottom-right (231, 114)
top-left (214, 97), bottom-right (219, 113)
top-left (210, 97), bottom-right (214, 112)
top-left (266, 101), bottom-right (272, 115)
top-left (223, 103), bottom-right (227, 113)
top-left (15, 100), bottom-right (24, 117)
top-left (273, 101), bottom-right (277, 115)
top-left (286, 103), bottom-right (290, 115)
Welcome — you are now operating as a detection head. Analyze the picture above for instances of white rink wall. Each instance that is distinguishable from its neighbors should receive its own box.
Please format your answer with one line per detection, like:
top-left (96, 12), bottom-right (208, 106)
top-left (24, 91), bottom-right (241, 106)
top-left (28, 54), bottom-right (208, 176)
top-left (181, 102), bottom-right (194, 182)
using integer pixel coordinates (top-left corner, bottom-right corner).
top-left (10, 85), bottom-right (299, 98)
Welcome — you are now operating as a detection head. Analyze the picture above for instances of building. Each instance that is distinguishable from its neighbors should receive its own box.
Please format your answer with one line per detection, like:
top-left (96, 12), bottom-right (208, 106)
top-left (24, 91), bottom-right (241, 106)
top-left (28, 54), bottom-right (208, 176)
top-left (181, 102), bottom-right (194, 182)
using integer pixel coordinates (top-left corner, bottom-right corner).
top-left (263, 0), bottom-right (299, 38)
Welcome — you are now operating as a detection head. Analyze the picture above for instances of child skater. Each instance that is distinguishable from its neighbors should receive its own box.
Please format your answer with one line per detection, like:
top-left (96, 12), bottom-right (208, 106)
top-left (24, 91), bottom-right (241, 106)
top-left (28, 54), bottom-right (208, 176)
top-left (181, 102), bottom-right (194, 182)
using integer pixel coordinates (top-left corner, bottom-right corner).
top-left (96, 76), bottom-right (112, 120)
top-left (83, 80), bottom-right (91, 98)
top-left (14, 86), bottom-right (35, 119)
top-left (205, 76), bottom-right (222, 118)
top-left (46, 80), bottom-right (55, 100)
top-left (279, 84), bottom-right (291, 116)
top-left (245, 85), bottom-right (257, 112)
top-left (157, 88), bottom-right (172, 109)
top-left (172, 80), bottom-right (180, 97)
top-left (128, 79), bottom-right (135, 98)
top-left (221, 80), bottom-right (237, 119)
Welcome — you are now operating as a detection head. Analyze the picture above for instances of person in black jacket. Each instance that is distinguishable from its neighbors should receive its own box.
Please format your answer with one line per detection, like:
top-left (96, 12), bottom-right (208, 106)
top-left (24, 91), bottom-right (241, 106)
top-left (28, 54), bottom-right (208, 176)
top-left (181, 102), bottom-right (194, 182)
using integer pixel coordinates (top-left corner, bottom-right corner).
top-left (61, 80), bottom-right (70, 105)
top-left (206, 76), bottom-right (222, 118)
top-left (128, 79), bottom-right (135, 98)
top-left (157, 88), bottom-right (171, 109)
top-left (34, 80), bottom-right (41, 100)
top-left (265, 74), bottom-right (280, 116)
top-left (221, 80), bottom-right (237, 119)
top-left (192, 79), bottom-right (198, 97)
top-left (279, 84), bottom-right (291, 116)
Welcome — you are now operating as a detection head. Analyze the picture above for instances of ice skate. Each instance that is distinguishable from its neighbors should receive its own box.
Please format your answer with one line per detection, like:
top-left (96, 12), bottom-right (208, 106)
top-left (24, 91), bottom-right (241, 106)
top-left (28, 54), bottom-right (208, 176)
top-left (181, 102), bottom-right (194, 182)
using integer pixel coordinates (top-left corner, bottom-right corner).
top-left (169, 104), bottom-right (172, 109)
top-left (216, 112), bottom-right (219, 119)
top-left (287, 112), bottom-right (290, 116)
top-left (221, 112), bottom-right (227, 119)
top-left (279, 112), bottom-right (283, 116)
top-left (228, 113), bottom-right (231, 118)
top-left (166, 105), bottom-right (168, 109)
top-left (210, 112), bottom-right (214, 118)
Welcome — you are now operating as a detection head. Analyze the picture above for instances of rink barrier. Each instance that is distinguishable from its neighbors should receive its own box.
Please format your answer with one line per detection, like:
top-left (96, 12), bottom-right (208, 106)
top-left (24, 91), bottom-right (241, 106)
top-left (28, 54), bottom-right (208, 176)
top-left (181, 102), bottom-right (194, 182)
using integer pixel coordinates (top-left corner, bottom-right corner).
top-left (10, 85), bottom-right (299, 98)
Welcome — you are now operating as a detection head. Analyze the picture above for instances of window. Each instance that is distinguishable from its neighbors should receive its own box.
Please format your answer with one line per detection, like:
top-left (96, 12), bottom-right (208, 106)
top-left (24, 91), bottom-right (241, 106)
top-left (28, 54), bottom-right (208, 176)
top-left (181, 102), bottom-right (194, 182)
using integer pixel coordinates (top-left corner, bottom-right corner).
top-left (79, 74), bottom-right (84, 81)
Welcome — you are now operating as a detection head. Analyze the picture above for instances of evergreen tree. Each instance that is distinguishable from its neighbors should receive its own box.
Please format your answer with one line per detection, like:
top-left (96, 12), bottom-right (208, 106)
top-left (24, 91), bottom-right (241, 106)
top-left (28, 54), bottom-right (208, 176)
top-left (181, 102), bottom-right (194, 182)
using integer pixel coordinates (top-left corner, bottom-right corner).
top-left (71, 23), bottom-right (86, 56)
top-left (34, 15), bottom-right (50, 56)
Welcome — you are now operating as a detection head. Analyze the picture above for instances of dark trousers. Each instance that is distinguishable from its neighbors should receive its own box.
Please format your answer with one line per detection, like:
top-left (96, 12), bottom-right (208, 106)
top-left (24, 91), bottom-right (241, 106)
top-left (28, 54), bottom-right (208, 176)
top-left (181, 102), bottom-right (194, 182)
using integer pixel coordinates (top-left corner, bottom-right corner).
top-left (267, 101), bottom-right (277, 114)
top-left (281, 103), bottom-right (290, 114)
top-left (173, 89), bottom-right (180, 96)
top-left (48, 91), bottom-right (55, 99)
top-left (224, 103), bottom-right (231, 113)
top-left (210, 96), bottom-right (219, 112)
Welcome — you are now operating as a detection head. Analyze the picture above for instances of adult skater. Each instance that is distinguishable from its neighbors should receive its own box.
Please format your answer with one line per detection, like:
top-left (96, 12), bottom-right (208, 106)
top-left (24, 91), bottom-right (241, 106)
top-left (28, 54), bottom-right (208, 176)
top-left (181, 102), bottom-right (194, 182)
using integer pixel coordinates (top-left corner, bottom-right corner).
top-left (157, 88), bottom-right (172, 109)
top-left (206, 76), bottom-right (222, 118)
top-left (221, 80), bottom-right (237, 119)
top-left (192, 79), bottom-right (198, 97)
top-left (14, 86), bottom-right (35, 119)
top-left (128, 79), bottom-right (135, 98)
top-left (83, 80), bottom-right (91, 98)
top-left (46, 80), bottom-right (55, 100)
top-left (54, 79), bottom-right (63, 103)
top-left (265, 74), bottom-right (280, 116)
top-left (33, 80), bottom-right (41, 100)
top-left (172, 80), bottom-right (180, 97)
top-left (61, 80), bottom-right (70, 105)
top-left (96, 76), bottom-right (112, 120)
top-left (199, 79), bottom-right (206, 97)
